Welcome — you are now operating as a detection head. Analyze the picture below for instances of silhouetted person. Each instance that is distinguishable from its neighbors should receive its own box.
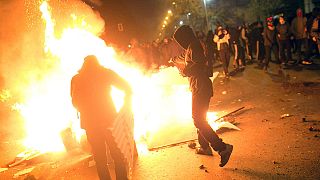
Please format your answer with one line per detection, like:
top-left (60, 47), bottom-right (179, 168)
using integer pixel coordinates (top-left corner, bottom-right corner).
top-left (71, 55), bottom-right (132, 180)
top-left (264, 16), bottom-right (279, 71)
top-left (277, 16), bottom-right (292, 65)
top-left (291, 8), bottom-right (307, 64)
top-left (171, 25), bottom-right (233, 167)
top-left (214, 26), bottom-right (231, 78)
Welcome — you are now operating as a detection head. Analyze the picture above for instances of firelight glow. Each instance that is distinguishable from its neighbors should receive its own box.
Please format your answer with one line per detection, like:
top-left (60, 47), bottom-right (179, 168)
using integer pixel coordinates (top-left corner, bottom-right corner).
top-left (16, 0), bottom-right (220, 153)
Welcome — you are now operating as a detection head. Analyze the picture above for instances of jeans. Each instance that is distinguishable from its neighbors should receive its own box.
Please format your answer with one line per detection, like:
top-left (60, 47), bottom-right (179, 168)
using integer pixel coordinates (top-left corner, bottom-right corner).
top-left (279, 39), bottom-right (292, 63)
top-left (86, 129), bottom-right (128, 180)
top-left (265, 44), bottom-right (279, 68)
top-left (192, 93), bottom-right (226, 152)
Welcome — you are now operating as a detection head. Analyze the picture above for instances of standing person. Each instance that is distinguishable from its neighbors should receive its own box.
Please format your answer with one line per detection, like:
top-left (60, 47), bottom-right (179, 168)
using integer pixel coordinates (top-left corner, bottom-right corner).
top-left (263, 17), bottom-right (280, 72)
top-left (71, 55), bottom-right (132, 180)
top-left (291, 8), bottom-right (307, 64)
top-left (171, 25), bottom-right (233, 167)
top-left (214, 26), bottom-right (231, 78)
top-left (229, 24), bottom-right (245, 70)
top-left (251, 21), bottom-right (265, 65)
top-left (311, 10), bottom-right (320, 55)
top-left (241, 22), bottom-right (253, 62)
top-left (276, 16), bottom-right (292, 66)
top-left (160, 38), bottom-right (172, 66)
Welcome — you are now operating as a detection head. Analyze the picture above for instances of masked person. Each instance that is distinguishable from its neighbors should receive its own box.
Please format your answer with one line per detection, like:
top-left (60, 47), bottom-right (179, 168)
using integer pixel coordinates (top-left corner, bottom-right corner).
top-left (71, 55), bottom-right (132, 180)
top-left (277, 16), bottom-right (292, 66)
top-left (170, 25), bottom-right (233, 167)
top-left (263, 17), bottom-right (280, 72)
top-left (214, 26), bottom-right (231, 78)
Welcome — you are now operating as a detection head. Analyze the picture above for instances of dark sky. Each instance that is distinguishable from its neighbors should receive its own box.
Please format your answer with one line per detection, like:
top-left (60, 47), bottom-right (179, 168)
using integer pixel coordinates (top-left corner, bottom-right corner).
top-left (86, 0), bottom-right (167, 42)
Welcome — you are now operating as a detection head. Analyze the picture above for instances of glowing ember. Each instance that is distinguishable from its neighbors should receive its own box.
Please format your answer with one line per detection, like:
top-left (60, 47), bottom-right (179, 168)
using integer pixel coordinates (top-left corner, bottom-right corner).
top-left (13, 0), bottom-right (223, 153)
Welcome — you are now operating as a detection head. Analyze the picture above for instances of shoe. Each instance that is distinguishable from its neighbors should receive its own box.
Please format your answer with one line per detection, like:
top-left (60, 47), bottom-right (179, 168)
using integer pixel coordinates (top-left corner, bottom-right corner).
top-left (195, 147), bottom-right (213, 156)
top-left (219, 144), bottom-right (233, 167)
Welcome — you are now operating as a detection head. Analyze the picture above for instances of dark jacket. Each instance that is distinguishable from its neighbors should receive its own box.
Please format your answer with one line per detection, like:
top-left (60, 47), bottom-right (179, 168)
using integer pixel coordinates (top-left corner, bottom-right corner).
top-left (263, 26), bottom-right (277, 46)
top-left (172, 39), bottom-right (213, 97)
top-left (291, 16), bottom-right (307, 39)
top-left (71, 61), bottom-right (131, 130)
top-left (276, 23), bottom-right (291, 40)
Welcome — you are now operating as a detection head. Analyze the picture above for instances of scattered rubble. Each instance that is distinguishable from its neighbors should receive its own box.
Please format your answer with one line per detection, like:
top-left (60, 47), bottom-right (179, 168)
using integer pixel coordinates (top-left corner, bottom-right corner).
top-left (187, 142), bottom-right (196, 149)
top-left (0, 168), bottom-right (8, 173)
top-left (13, 166), bottom-right (35, 178)
top-left (280, 114), bottom-right (291, 119)
top-left (309, 127), bottom-right (320, 132)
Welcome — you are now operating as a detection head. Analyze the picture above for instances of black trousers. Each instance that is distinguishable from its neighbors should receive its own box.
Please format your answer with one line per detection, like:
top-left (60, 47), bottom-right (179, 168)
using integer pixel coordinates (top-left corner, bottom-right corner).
top-left (295, 38), bottom-right (306, 61)
top-left (279, 39), bottom-right (292, 63)
top-left (192, 93), bottom-right (226, 152)
top-left (86, 129), bottom-right (128, 180)
top-left (265, 44), bottom-right (279, 67)
top-left (219, 48), bottom-right (230, 75)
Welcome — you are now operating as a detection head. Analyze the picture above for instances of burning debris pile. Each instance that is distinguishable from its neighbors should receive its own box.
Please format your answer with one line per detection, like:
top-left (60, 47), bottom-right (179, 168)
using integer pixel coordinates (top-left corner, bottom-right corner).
top-left (1, 0), bottom-right (241, 178)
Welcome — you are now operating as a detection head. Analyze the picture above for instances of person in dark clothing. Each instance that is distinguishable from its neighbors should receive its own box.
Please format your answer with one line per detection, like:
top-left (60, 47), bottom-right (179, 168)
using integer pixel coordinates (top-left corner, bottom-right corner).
top-left (311, 11), bottom-right (320, 54)
top-left (71, 55), bottom-right (132, 180)
top-left (229, 24), bottom-right (245, 69)
top-left (263, 17), bottom-right (280, 71)
top-left (241, 22), bottom-right (253, 62)
top-left (171, 25), bottom-right (233, 167)
top-left (251, 21), bottom-right (265, 64)
top-left (214, 26), bottom-right (231, 78)
top-left (276, 16), bottom-right (292, 65)
top-left (291, 8), bottom-right (307, 64)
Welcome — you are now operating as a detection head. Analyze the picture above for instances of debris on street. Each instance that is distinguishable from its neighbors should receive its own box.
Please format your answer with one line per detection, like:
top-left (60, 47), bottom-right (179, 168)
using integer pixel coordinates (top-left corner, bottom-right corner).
top-left (309, 127), bottom-right (320, 132)
top-left (187, 142), bottom-right (196, 149)
top-left (280, 114), bottom-right (291, 119)
top-left (13, 166), bottom-right (35, 178)
top-left (199, 164), bottom-right (206, 170)
top-left (0, 168), bottom-right (8, 173)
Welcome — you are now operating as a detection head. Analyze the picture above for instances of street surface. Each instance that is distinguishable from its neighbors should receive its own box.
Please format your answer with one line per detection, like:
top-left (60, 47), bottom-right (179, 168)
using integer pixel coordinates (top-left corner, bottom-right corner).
top-left (1, 59), bottom-right (320, 179)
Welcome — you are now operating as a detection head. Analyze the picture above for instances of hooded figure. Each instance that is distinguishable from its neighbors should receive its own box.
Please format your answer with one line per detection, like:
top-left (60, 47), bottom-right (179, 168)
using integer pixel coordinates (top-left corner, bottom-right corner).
top-left (171, 25), bottom-right (233, 167)
top-left (71, 55), bottom-right (132, 180)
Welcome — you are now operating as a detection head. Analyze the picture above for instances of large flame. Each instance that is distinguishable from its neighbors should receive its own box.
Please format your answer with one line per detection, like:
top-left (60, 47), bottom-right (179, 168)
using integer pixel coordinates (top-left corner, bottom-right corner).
top-left (14, 0), bottom-right (220, 153)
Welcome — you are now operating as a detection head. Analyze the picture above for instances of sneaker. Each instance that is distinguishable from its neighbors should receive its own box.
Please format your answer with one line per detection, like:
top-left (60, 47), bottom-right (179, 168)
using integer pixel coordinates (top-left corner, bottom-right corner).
top-left (195, 147), bottom-right (213, 156)
top-left (219, 144), bottom-right (233, 167)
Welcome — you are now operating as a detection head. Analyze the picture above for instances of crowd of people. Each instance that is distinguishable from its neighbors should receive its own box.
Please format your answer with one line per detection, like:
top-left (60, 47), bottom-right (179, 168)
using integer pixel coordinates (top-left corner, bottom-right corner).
top-left (125, 7), bottom-right (320, 77)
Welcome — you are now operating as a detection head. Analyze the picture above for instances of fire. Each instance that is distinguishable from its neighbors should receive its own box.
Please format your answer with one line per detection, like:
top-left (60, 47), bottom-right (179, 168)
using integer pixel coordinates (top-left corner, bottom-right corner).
top-left (13, 0), bottom-right (221, 153)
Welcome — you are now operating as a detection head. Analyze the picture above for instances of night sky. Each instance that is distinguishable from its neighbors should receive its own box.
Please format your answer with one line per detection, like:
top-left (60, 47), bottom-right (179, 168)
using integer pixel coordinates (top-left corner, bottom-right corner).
top-left (86, 0), bottom-right (167, 43)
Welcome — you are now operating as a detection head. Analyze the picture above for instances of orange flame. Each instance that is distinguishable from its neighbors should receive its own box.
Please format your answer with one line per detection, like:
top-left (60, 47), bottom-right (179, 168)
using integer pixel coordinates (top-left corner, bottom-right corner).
top-left (16, 0), bottom-right (220, 153)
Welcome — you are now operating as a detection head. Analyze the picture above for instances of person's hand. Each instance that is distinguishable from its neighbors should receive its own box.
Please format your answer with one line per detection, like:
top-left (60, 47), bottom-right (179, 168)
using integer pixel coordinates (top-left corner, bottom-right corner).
top-left (218, 30), bottom-right (222, 36)
top-left (312, 37), bottom-right (317, 42)
top-left (278, 34), bottom-right (280, 38)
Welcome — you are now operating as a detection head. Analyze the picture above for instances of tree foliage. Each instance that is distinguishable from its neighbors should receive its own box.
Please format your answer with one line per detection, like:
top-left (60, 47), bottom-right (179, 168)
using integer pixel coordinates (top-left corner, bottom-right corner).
top-left (164, 0), bottom-right (302, 35)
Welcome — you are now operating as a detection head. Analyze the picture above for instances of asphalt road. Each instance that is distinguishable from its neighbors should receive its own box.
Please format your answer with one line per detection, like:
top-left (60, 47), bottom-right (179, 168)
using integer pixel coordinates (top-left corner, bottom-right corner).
top-left (1, 59), bottom-right (320, 180)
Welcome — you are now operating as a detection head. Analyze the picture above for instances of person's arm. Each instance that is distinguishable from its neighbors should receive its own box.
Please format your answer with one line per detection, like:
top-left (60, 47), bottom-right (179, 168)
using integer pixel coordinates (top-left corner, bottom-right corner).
top-left (241, 28), bottom-right (247, 40)
top-left (108, 70), bottom-right (132, 105)
top-left (213, 34), bottom-right (219, 43)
